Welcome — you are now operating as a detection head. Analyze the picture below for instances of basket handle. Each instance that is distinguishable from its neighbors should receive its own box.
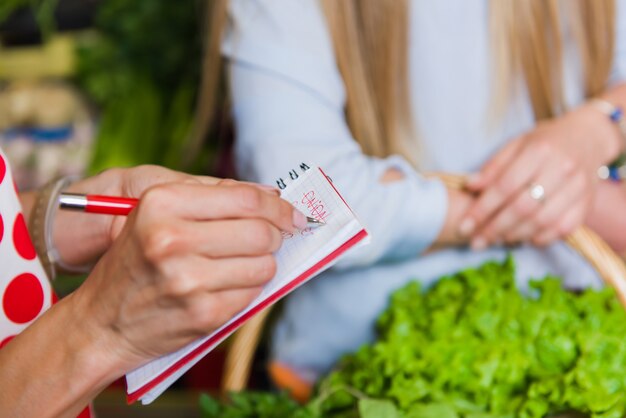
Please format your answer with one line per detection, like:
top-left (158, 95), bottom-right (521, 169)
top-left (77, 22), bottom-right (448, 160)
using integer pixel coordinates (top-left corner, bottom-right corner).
top-left (221, 306), bottom-right (272, 396)
top-left (221, 172), bottom-right (626, 394)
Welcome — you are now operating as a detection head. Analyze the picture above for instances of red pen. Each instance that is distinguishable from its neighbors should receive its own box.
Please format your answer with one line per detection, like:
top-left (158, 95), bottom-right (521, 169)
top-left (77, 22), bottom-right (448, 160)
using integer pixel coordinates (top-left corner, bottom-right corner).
top-left (58, 193), bottom-right (325, 226)
top-left (59, 193), bottom-right (138, 216)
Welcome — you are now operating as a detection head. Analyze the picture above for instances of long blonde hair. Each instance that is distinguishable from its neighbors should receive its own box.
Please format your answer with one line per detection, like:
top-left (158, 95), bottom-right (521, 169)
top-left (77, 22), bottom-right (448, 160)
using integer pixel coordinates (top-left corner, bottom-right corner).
top-left (190, 0), bottom-right (615, 167)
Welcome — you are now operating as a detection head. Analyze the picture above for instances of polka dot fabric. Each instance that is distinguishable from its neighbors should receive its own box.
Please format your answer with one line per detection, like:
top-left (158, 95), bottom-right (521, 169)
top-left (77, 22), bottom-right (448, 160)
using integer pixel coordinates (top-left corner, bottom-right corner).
top-left (0, 150), bottom-right (93, 418)
top-left (0, 151), bottom-right (51, 344)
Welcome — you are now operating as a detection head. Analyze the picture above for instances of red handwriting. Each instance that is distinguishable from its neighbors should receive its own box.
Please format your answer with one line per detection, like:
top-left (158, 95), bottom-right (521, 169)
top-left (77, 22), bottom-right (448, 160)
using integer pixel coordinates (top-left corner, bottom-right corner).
top-left (301, 190), bottom-right (330, 222)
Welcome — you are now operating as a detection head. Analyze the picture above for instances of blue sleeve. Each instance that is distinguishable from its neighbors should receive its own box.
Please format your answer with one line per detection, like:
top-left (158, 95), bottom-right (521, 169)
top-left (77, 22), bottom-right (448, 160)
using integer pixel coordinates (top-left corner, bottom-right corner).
top-left (222, 0), bottom-right (448, 267)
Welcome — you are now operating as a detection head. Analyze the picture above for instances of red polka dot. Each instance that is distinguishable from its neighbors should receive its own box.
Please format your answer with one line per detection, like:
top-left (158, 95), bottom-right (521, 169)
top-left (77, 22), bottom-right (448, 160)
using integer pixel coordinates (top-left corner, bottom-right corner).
top-left (13, 213), bottom-right (36, 260)
top-left (0, 154), bottom-right (5, 185)
top-left (0, 213), bottom-right (3, 244)
top-left (51, 291), bottom-right (58, 305)
top-left (3, 273), bottom-right (44, 324)
top-left (0, 335), bottom-right (14, 349)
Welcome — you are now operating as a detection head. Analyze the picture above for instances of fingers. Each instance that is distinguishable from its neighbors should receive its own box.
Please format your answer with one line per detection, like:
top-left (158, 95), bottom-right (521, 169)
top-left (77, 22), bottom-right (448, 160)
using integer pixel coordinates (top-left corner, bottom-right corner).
top-left (122, 166), bottom-right (280, 196)
top-left (139, 183), bottom-right (306, 232)
top-left (160, 254), bottom-right (277, 295)
top-left (532, 206), bottom-right (583, 246)
top-left (530, 178), bottom-right (588, 246)
top-left (460, 146), bottom-right (544, 237)
top-left (121, 165), bottom-right (192, 197)
top-left (482, 170), bottom-right (586, 247)
top-left (217, 178), bottom-right (281, 196)
top-left (470, 163), bottom-right (562, 248)
top-left (192, 175), bottom-right (222, 185)
top-left (465, 137), bottom-right (525, 191)
top-left (183, 286), bottom-right (265, 336)
top-left (141, 218), bottom-right (284, 260)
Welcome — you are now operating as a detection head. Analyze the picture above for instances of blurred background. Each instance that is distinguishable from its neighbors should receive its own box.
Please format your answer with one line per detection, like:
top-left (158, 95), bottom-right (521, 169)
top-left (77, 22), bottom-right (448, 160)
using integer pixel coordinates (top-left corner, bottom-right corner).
top-left (0, 1), bottom-right (236, 416)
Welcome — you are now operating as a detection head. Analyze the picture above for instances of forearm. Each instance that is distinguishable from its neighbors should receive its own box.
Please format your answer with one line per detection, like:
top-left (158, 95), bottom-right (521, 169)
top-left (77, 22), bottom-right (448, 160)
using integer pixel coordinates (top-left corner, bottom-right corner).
top-left (578, 81), bottom-right (626, 252)
top-left (0, 293), bottom-right (122, 418)
top-left (586, 181), bottom-right (626, 254)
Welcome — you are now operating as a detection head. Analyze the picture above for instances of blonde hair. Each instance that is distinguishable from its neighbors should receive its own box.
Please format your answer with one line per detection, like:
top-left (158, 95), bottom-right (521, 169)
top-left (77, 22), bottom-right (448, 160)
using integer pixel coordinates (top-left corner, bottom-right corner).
top-left (490, 0), bottom-right (615, 120)
top-left (190, 0), bottom-right (615, 166)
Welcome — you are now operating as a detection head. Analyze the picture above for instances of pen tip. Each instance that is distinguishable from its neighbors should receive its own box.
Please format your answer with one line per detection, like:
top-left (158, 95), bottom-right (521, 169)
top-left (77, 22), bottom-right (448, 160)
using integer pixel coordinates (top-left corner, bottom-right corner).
top-left (306, 216), bottom-right (325, 225)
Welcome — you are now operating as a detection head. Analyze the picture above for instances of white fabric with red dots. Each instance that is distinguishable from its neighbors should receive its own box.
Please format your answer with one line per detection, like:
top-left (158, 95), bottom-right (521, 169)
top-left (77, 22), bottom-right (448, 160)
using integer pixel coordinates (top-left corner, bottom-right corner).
top-left (0, 149), bottom-right (52, 346)
top-left (0, 150), bottom-right (93, 418)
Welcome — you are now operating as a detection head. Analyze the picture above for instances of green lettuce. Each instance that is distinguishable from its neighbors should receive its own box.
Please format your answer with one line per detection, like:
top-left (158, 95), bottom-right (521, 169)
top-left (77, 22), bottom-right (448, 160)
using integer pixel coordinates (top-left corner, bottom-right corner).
top-left (201, 258), bottom-right (626, 418)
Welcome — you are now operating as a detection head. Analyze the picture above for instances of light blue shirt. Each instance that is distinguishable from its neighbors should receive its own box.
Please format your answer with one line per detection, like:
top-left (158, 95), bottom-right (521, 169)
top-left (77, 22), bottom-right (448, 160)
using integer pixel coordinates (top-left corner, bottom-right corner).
top-left (222, 0), bottom-right (626, 379)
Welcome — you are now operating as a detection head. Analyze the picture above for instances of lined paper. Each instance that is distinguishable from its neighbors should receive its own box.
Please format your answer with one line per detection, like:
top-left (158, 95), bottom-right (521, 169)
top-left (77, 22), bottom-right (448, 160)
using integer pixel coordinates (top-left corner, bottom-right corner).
top-left (126, 167), bottom-right (368, 404)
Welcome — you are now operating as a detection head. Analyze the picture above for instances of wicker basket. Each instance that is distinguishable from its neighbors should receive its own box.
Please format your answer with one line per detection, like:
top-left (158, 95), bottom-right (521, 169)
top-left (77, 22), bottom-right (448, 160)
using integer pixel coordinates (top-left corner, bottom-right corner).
top-left (221, 173), bottom-right (626, 394)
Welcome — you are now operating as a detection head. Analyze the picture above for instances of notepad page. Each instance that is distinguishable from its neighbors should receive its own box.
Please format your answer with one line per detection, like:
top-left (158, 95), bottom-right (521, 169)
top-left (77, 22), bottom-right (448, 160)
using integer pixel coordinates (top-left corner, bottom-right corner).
top-left (126, 167), bottom-right (368, 403)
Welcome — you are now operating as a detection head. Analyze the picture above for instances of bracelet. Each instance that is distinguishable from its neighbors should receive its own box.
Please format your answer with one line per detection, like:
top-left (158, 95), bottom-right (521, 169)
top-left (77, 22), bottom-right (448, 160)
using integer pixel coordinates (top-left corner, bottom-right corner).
top-left (28, 176), bottom-right (92, 280)
top-left (597, 156), bottom-right (626, 181)
top-left (590, 99), bottom-right (626, 181)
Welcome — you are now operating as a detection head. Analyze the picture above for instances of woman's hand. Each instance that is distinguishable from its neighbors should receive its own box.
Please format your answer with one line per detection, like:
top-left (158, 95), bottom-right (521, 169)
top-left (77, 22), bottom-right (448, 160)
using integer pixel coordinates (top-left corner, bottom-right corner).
top-left (459, 104), bottom-right (620, 249)
top-left (0, 180), bottom-right (306, 417)
top-left (52, 165), bottom-right (278, 268)
top-left (69, 180), bottom-right (303, 369)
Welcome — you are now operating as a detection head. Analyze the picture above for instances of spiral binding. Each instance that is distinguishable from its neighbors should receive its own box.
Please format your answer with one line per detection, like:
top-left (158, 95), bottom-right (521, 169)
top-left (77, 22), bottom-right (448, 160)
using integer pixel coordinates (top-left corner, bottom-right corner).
top-left (274, 162), bottom-right (311, 190)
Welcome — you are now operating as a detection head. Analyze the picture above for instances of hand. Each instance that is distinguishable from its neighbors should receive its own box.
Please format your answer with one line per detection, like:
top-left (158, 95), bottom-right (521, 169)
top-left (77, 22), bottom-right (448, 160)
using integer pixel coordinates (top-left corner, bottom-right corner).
top-left (52, 165), bottom-right (279, 267)
top-left (65, 180), bottom-right (305, 371)
top-left (0, 180), bottom-right (304, 417)
top-left (459, 106), bottom-right (614, 249)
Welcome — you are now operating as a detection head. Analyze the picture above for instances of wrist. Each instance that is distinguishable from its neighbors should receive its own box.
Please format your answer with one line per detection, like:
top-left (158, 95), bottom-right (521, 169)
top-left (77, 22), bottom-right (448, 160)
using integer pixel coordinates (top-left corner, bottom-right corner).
top-left (587, 98), bottom-right (626, 162)
top-left (436, 186), bottom-right (474, 247)
top-left (0, 294), bottom-right (125, 417)
top-left (569, 102), bottom-right (624, 166)
top-left (589, 98), bottom-right (626, 182)
top-left (62, 292), bottom-right (129, 383)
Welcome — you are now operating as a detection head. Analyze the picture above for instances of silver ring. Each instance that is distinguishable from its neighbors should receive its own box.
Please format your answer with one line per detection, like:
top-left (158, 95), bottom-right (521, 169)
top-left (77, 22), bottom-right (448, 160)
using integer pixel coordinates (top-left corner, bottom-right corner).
top-left (528, 183), bottom-right (546, 202)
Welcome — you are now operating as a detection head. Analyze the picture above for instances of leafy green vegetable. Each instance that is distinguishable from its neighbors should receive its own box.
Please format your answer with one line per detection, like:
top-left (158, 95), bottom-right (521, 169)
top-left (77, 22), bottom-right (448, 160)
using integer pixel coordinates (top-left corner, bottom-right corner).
top-left (358, 398), bottom-right (401, 418)
top-left (200, 258), bottom-right (626, 417)
top-left (199, 392), bottom-right (308, 418)
top-left (74, 0), bottom-right (207, 174)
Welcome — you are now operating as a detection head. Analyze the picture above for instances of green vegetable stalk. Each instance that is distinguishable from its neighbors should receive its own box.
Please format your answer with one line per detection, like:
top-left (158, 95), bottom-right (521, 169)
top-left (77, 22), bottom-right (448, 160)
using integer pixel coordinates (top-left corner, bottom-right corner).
top-left (201, 258), bottom-right (626, 418)
top-left (74, 0), bottom-right (207, 174)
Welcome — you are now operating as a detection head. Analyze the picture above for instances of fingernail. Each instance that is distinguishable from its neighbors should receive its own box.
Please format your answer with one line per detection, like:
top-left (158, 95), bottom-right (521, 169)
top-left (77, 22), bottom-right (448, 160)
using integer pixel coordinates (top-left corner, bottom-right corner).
top-left (458, 218), bottom-right (475, 236)
top-left (293, 209), bottom-right (308, 230)
top-left (471, 237), bottom-right (487, 251)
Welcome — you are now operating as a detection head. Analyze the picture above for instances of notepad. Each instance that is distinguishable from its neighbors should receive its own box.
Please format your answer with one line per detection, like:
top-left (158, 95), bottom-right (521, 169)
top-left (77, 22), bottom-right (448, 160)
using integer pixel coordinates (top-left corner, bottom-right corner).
top-left (125, 165), bottom-right (369, 404)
